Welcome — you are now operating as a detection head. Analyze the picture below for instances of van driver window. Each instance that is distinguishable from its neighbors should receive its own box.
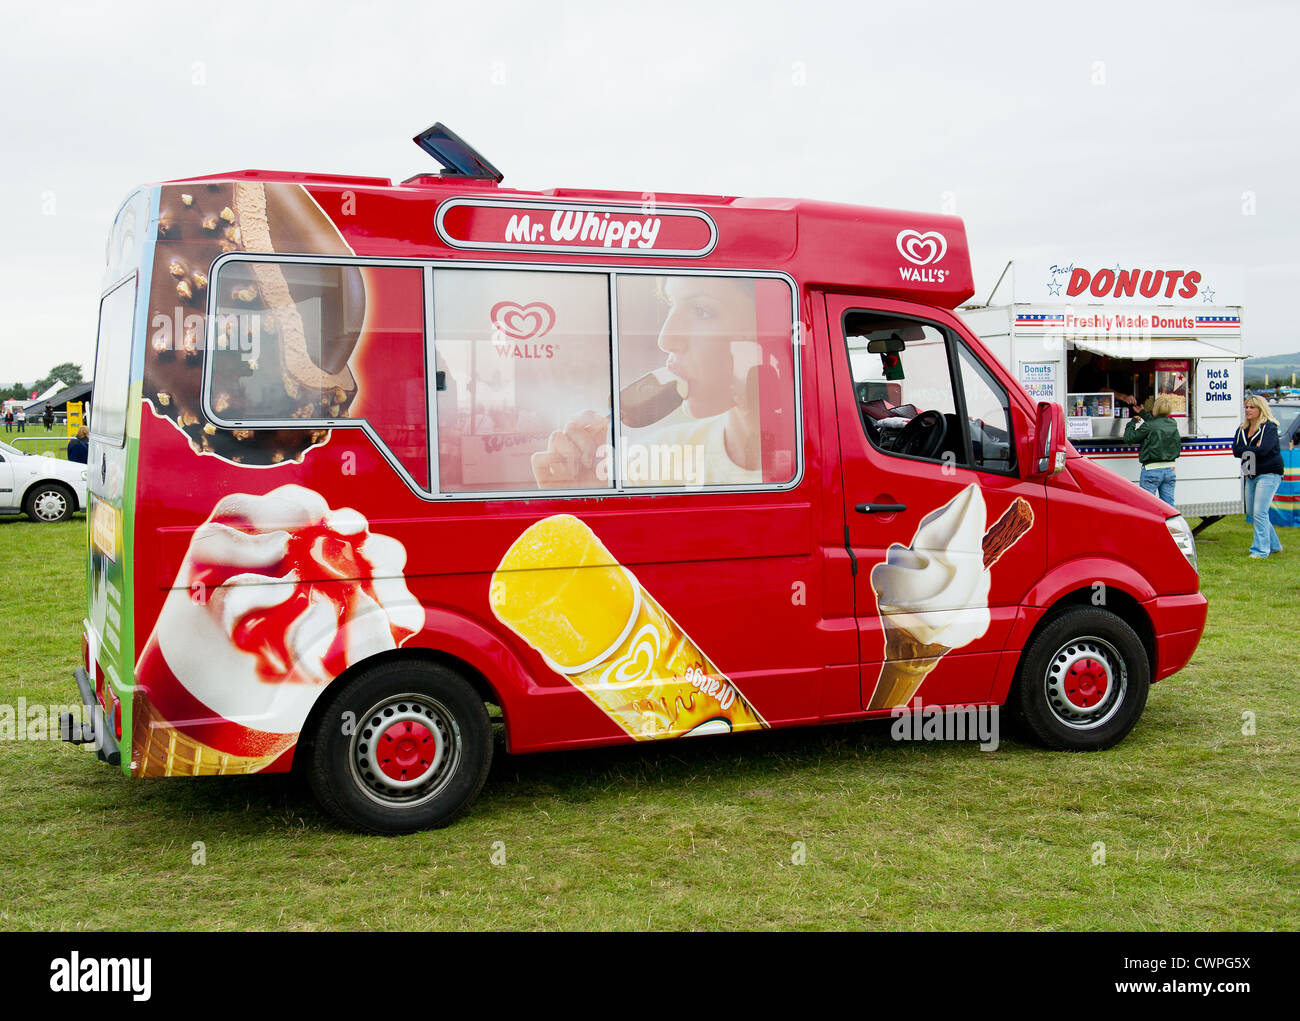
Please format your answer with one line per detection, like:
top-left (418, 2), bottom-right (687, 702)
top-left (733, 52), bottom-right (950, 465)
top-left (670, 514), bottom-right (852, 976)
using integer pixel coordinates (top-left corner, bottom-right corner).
top-left (842, 312), bottom-right (961, 465)
top-left (841, 312), bottom-right (1016, 475)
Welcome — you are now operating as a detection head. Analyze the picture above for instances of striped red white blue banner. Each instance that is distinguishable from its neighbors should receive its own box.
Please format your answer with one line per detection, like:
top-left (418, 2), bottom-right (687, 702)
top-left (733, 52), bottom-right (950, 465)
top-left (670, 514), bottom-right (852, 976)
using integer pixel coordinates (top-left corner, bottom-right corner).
top-left (1015, 313), bottom-right (1065, 327)
top-left (1082, 438), bottom-right (1236, 459)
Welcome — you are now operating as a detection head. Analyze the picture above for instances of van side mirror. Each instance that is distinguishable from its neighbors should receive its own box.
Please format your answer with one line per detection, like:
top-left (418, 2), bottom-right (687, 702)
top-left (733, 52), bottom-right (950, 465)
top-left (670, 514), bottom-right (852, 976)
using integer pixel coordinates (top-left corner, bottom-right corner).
top-left (1031, 401), bottom-right (1066, 476)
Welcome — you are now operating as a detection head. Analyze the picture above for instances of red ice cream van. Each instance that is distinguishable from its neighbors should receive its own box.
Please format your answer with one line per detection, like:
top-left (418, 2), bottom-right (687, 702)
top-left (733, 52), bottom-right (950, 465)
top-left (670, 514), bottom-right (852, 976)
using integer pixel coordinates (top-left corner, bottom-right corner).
top-left (64, 125), bottom-right (1207, 832)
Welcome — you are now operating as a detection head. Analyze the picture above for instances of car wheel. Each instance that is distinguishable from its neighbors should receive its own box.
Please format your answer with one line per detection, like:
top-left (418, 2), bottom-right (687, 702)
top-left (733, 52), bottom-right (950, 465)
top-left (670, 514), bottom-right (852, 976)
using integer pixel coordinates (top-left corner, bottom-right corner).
top-left (1014, 606), bottom-right (1150, 751)
top-left (24, 483), bottom-right (74, 523)
top-left (304, 659), bottom-right (492, 834)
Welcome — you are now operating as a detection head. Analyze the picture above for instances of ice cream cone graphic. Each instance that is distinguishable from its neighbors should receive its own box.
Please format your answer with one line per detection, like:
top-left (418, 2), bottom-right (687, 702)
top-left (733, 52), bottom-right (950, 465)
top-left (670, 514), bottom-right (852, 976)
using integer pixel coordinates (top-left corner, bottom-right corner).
top-left (872, 619), bottom-right (951, 710)
top-left (132, 485), bottom-right (423, 777)
top-left (867, 487), bottom-right (1034, 711)
top-left (490, 514), bottom-right (767, 740)
top-left (132, 666), bottom-right (293, 777)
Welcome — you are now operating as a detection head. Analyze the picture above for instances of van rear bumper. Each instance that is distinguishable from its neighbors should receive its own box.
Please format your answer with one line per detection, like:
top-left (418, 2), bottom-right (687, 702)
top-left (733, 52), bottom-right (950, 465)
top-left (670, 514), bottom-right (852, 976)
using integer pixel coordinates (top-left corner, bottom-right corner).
top-left (59, 666), bottom-right (121, 767)
top-left (1145, 592), bottom-right (1209, 681)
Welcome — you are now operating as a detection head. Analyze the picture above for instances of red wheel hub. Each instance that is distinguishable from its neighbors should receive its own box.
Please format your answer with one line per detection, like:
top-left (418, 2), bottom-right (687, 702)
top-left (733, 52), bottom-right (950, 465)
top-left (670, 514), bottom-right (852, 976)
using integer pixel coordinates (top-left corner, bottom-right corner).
top-left (375, 720), bottom-right (437, 782)
top-left (1064, 657), bottom-right (1109, 709)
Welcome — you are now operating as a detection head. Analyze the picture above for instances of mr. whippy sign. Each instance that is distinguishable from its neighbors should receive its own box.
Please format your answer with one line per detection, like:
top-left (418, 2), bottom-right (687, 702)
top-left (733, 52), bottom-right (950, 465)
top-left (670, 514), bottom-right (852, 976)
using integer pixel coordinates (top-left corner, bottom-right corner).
top-left (435, 198), bottom-right (718, 257)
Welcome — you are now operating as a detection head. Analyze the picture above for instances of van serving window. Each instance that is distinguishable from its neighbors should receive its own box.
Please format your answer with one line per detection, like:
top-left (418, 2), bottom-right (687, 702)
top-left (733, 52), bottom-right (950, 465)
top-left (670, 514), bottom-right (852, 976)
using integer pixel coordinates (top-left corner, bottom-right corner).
top-left (614, 274), bottom-right (797, 488)
top-left (432, 268), bottom-right (614, 494)
top-left (434, 269), bottom-right (798, 495)
top-left (209, 260), bottom-right (799, 496)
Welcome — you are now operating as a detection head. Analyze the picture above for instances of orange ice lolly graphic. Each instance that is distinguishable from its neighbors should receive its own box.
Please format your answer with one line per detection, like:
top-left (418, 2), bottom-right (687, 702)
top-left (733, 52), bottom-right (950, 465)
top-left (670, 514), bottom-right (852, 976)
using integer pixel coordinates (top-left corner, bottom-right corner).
top-left (490, 514), bottom-right (767, 740)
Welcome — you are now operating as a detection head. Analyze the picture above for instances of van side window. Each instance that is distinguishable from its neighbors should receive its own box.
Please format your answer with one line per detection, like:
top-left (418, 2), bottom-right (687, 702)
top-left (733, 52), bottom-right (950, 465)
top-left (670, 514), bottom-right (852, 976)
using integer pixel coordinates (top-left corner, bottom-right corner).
top-left (433, 269), bottom-right (614, 494)
top-left (956, 342), bottom-right (1016, 472)
top-left (614, 275), bottom-right (798, 488)
top-left (843, 312), bottom-right (962, 466)
top-left (92, 276), bottom-right (138, 447)
top-left (841, 311), bottom-right (1015, 475)
top-left (208, 261), bottom-right (429, 486)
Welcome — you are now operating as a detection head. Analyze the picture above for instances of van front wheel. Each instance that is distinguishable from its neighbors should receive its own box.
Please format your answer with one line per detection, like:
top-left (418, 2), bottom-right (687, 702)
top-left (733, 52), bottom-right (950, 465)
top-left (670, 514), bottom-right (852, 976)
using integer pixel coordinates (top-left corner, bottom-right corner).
top-left (305, 660), bottom-right (492, 833)
top-left (1014, 607), bottom-right (1150, 751)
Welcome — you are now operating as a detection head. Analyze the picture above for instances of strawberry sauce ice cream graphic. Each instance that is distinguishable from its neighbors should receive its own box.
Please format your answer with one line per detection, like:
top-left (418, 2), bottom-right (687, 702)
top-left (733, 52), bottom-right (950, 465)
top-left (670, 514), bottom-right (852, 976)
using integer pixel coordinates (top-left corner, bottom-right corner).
top-left (132, 485), bottom-right (423, 777)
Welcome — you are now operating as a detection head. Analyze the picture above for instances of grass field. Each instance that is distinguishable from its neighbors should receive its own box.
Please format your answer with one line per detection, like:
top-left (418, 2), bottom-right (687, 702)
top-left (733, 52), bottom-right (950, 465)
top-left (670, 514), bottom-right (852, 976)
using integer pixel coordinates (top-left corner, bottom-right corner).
top-left (0, 511), bottom-right (1296, 931)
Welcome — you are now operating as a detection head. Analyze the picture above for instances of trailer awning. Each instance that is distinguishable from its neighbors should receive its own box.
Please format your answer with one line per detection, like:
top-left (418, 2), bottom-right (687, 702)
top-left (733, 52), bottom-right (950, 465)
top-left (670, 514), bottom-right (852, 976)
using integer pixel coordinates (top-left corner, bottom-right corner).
top-left (1066, 336), bottom-right (1240, 360)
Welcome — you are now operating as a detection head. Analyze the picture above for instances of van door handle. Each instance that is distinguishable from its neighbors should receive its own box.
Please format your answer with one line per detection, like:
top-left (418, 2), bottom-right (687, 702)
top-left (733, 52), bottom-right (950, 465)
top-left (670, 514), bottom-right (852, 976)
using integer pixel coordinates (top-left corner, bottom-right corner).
top-left (855, 502), bottom-right (907, 514)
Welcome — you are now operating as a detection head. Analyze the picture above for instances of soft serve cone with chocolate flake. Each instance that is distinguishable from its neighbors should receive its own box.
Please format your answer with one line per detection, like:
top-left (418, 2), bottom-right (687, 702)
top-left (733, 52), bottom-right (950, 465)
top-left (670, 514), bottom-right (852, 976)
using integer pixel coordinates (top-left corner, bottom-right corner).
top-left (867, 486), bottom-right (1034, 710)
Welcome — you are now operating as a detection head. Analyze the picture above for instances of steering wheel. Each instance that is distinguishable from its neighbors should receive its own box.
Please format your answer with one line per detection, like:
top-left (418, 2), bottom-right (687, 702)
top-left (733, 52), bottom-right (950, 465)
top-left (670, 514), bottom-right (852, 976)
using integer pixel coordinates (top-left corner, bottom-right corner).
top-left (894, 409), bottom-right (947, 459)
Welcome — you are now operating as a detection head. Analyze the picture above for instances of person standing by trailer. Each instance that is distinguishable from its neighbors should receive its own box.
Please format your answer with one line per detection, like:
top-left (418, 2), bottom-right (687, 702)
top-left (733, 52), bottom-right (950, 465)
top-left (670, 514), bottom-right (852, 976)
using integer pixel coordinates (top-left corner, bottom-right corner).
top-left (3, 409), bottom-right (11, 432)
top-left (14, 408), bottom-right (25, 432)
top-left (1122, 393), bottom-right (1181, 507)
top-left (1234, 395), bottom-right (1284, 559)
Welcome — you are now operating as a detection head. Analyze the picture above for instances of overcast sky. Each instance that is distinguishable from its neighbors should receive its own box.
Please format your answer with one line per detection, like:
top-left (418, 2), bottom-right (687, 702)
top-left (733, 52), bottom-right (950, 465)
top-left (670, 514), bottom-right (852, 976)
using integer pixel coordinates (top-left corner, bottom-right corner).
top-left (1, 0), bottom-right (1296, 386)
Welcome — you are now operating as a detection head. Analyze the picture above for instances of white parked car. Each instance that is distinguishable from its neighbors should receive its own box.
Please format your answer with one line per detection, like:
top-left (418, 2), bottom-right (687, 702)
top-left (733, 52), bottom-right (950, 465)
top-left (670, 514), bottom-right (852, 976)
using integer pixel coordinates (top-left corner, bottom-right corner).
top-left (0, 439), bottom-right (88, 522)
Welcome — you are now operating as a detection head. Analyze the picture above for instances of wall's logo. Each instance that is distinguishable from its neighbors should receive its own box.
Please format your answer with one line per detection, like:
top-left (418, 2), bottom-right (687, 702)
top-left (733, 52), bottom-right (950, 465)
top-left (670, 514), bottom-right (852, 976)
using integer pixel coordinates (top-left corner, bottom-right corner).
top-left (490, 301), bottom-right (556, 341)
top-left (896, 229), bottom-right (948, 267)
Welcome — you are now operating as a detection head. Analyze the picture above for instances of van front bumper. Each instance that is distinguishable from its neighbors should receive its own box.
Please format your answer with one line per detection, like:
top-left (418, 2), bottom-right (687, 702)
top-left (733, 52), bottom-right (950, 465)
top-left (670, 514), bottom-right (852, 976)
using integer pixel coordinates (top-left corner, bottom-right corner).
top-left (1145, 592), bottom-right (1209, 682)
top-left (59, 666), bottom-right (121, 767)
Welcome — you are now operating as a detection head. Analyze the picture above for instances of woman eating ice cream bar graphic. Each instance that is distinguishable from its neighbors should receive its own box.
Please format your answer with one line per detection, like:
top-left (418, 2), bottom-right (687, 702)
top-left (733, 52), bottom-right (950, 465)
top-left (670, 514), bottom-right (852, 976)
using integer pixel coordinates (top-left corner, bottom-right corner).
top-left (531, 276), bottom-right (767, 488)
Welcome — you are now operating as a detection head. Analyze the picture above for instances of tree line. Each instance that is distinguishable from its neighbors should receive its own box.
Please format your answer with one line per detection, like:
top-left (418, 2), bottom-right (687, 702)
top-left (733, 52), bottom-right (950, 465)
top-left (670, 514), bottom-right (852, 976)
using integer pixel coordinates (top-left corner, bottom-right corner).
top-left (2, 363), bottom-right (84, 402)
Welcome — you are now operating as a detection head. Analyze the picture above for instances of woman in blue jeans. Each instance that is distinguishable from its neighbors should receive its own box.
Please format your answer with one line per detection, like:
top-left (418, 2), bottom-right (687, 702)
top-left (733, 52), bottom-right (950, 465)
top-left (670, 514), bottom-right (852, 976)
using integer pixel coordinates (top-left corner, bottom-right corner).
top-left (1233, 395), bottom-right (1284, 560)
top-left (1122, 393), bottom-right (1181, 507)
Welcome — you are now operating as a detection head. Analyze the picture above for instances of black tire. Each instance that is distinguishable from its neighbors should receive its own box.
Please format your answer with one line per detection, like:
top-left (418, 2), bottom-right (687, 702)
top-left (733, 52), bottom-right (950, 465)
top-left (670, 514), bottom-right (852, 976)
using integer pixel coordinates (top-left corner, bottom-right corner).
top-left (24, 482), bottom-right (74, 523)
top-left (1013, 606), bottom-right (1150, 751)
top-left (304, 660), bottom-right (492, 834)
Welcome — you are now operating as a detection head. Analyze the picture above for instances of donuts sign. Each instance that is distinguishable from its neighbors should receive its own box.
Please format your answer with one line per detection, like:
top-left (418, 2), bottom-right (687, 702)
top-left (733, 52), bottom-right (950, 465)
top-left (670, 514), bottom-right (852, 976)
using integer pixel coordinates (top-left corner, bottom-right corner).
top-left (436, 198), bottom-right (718, 257)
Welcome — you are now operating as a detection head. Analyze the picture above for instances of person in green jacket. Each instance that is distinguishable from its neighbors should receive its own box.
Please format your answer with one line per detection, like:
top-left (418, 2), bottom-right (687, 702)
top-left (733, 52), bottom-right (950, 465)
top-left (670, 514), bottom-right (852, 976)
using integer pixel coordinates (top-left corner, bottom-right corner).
top-left (1121, 393), bottom-right (1181, 507)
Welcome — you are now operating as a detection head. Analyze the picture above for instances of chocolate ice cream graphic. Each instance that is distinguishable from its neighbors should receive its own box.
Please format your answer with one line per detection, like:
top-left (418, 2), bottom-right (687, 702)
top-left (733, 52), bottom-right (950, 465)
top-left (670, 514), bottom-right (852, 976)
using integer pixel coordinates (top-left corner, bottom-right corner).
top-left (132, 485), bottom-right (424, 776)
top-left (867, 485), bottom-right (1034, 710)
top-left (147, 182), bottom-right (364, 465)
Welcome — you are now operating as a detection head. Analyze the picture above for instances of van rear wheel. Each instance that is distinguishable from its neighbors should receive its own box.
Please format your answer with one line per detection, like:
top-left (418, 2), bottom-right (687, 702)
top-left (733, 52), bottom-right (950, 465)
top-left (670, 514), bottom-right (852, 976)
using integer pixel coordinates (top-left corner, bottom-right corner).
top-left (1014, 607), bottom-right (1149, 751)
top-left (305, 660), bottom-right (492, 833)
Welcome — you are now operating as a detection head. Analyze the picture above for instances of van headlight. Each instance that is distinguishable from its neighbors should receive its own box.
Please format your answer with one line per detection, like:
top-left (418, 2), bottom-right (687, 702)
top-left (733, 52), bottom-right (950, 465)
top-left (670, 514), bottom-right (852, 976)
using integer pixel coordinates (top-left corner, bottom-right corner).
top-left (1166, 515), bottom-right (1198, 573)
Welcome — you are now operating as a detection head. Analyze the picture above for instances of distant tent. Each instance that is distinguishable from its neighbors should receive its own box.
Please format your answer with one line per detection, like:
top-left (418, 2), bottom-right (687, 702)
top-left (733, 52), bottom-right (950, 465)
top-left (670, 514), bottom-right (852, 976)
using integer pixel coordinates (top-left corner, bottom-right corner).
top-left (23, 380), bottom-right (67, 409)
top-left (22, 381), bottom-right (92, 421)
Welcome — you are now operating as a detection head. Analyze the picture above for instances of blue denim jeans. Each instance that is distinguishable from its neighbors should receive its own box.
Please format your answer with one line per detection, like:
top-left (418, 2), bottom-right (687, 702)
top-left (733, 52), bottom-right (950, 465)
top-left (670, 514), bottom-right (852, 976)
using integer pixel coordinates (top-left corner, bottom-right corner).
top-left (1139, 466), bottom-right (1177, 507)
top-left (1244, 473), bottom-right (1283, 557)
